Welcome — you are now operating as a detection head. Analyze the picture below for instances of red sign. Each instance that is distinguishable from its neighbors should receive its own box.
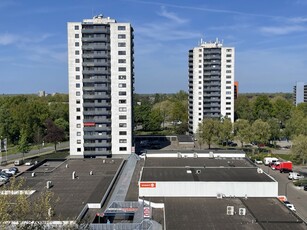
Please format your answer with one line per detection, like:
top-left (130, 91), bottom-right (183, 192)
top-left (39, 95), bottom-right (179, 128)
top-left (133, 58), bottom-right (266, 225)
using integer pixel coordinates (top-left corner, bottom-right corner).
top-left (140, 182), bottom-right (156, 188)
top-left (143, 207), bottom-right (151, 218)
top-left (84, 122), bottom-right (95, 127)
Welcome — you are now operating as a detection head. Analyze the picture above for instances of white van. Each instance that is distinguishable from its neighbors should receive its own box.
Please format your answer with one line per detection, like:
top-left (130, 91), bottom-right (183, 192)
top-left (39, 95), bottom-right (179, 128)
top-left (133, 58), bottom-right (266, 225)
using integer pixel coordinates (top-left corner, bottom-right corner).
top-left (14, 159), bottom-right (24, 166)
top-left (263, 157), bottom-right (279, 166)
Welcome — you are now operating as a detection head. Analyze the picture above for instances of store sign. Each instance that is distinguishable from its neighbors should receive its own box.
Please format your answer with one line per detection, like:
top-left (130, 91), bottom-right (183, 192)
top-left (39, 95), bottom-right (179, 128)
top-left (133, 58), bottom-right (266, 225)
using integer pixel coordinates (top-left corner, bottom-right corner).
top-left (143, 207), bottom-right (151, 218)
top-left (140, 182), bottom-right (156, 188)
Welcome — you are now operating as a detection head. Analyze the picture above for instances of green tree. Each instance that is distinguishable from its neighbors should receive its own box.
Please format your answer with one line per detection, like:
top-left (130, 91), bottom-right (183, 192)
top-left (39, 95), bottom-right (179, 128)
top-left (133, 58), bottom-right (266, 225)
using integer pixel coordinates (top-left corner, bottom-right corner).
top-left (234, 119), bottom-right (252, 147)
top-left (271, 96), bottom-right (293, 126)
top-left (219, 117), bottom-right (233, 145)
top-left (145, 108), bottom-right (163, 131)
top-left (234, 95), bottom-right (254, 121)
top-left (251, 119), bottom-right (271, 145)
top-left (17, 128), bottom-right (31, 160)
top-left (267, 118), bottom-right (281, 145)
top-left (285, 109), bottom-right (307, 138)
top-left (292, 135), bottom-right (307, 165)
top-left (197, 118), bottom-right (220, 149)
top-left (297, 102), bottom-right (307, 116)
top-left (252, 95), bottom-right (272, 121)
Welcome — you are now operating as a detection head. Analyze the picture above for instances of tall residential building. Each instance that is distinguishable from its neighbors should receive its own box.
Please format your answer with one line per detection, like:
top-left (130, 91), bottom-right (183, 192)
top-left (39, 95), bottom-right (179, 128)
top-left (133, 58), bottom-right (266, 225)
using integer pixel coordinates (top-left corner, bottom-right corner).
top-left (293, 82), bottom-right (307, 106)
top-left (68, 15), bottom-right (134, 158)
top-left (188, 40), bottom-right (235, 135)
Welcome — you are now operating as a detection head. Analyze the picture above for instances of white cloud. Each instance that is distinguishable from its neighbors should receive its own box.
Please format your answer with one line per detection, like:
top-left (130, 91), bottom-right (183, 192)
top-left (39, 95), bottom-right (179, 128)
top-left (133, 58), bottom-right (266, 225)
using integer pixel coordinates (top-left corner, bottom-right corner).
top-left (260, 25), bottom-right (306, 35)
top-left (0, 34), bottom-right (19, 45)
top-left (158, 6), bottom-right (188, 24)
top-left (288, 17), bottom-right (307, 23)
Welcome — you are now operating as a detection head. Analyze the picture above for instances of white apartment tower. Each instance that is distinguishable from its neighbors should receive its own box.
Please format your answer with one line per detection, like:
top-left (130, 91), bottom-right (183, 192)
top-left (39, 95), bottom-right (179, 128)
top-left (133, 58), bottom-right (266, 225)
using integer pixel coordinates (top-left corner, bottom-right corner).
top-left (188, 40), bottom-right (235, 135)
top-left (68, 15), bottom-right (134, 157)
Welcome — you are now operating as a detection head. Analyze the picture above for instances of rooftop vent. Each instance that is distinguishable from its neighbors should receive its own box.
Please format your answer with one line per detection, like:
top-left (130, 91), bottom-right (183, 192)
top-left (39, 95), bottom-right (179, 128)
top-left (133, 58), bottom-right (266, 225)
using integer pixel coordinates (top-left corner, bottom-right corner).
top-left (46, 181), bottom-right (53, 189)
top-left (257, 168), bottom-right (263, 174)
top-left (196, 169), bottom-right (201, 174)
top-left (217, 193), bottom-right (223, 199)
top-left (186, 170), bottom-right (192, 174)
top-left (226, 206), bottom-right (234, 215)
top-left (209, 152), bottom-right (214, 159)
top-left (239, 208), bottom-right (246, 216)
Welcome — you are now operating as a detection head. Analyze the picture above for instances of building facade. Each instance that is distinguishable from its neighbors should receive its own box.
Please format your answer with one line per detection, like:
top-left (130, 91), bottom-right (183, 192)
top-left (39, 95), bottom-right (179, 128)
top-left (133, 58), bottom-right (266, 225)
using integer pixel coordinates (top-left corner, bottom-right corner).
top-left (188, 40), bottom-right (235, 135)
top-left (68, 15), bottom-right (134, 157)
top-left (293, 82), bottom-right (307, 106)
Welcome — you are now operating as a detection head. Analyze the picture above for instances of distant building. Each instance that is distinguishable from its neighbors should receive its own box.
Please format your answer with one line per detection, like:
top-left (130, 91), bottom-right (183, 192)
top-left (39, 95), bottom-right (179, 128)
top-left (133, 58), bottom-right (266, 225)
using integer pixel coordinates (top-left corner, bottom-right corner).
top-left (188, 39), bottom-right (235, 135)
top-left (234, 81), bottom-right (238, 99)
top-left (68, 15), bottom-right (134, 157)
top-left (293, 82), bottom-right (307, 106)
top-left (38, 91), bottom-right (46, 97)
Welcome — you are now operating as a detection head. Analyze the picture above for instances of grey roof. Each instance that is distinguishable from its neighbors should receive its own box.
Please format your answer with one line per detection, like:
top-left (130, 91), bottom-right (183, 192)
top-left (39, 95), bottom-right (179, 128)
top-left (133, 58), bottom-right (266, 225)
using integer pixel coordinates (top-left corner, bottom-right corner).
top-left (18, 158), bottom-right (123, 220)
top-left (145, 149), bottom-right (245, 154)
top-left (141, 167), bottom-right (274, 182)
top-left (144, 157), bottom-right (254, 168)
top-left (177, 135), bottom-right (194, 143)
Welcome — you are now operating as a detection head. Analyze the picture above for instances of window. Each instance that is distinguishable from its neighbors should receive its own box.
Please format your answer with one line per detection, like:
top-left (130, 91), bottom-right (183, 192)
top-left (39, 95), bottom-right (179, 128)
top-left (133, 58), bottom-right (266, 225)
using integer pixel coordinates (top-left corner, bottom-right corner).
top-left (226, 112), bottom-right (231, 116)
top-left (119, 139), bottom-right (127, 143)
top-left (226, 107), bottom-right (231, 110)
top-left (226, 59), bottom-right (231, 63)
top-left (226, 75), bottom-right (231, 79)
top-left (226, 91), bottom-right (231, 95)
top-left (226, 86), bottom-right (231, 89)
top-left (75, 59), bottom-right (80, 63)
top-left (75, 67), bottom-right (80, 71)
top-left (76, 124), bottom-right (81, 128)
top-left (118, 59), bottom-right (126, 63)
top-left (119, 107), bottom-right (127, 111)
top-left (75, 34), bottom-right (79, 38)
top-left (226, 65), bottom-right (231, 68)
top-left (226, 102), bottom-right (231, 105)
top-left (119, 75), bottom-right (126, 80)
top-left (226, 54), bottom-right (232, 57)
top-left (118, 51), bottom-right (126, 55)
top-left (119, 100), bottom-right (126, 104)
top-left (76, 83), bottom-right (80, 88)
top-left (75, 25), bottom-right (79, 30)
top-left (76, 92), bottom-right (80, 96)
top-left (77, 132), bottom-right (81, 136)
top-left (118, 34), bottom-right (126, 39)
top-left (76, 99), bottom-right (80, 104)
top-left (77, 148), bottom-right (81, 152)
top-left (119, 115), bottom-right (127, 120)
top-left (77, 140), bottom-right (81, 144)
top-left (119, 131), bottom-right (127, 135)
top-left (226, 70), bottom-right (231, 73)
top-left (76, 75), bottom-right (80, 80)
top-left (75, 42), bottom-right (79, 47)
top-left (118, 42), bottom-right (126, 47)
top-left (75, 50), bottom-right (80, 55)
top-left (119, 123), bottom-right (127, 127)
top-left (118, 26), bottom-right (126, 30)
top-left (226, 97), bottom-right (231, 100)
top-left (199, 65), bottom-right (202, 68)
top-left (119, 67), bottom-right (126, 71)
top-left (226, 49), bottom-right (232, 52)
top-left (226, 81), bottom-right (231, 84)
top-left (119, 91), bottom-right (126, 96)
top-left (76, 108), bottom-right (81, 112)
top-left (76, 116), bottom-right (81, 120)
top-left (119, 147), bottom-right (127, 151)
top-left (199, 76), bottom-right (201, 79)
top-left (119, 83), bottom-right (126, 88)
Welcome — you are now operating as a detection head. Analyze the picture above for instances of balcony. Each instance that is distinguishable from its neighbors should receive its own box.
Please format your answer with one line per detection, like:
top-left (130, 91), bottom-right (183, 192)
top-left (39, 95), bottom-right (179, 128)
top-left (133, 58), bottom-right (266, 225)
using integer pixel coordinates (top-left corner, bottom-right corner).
top-left (82, 36), bottom-right (109, 42)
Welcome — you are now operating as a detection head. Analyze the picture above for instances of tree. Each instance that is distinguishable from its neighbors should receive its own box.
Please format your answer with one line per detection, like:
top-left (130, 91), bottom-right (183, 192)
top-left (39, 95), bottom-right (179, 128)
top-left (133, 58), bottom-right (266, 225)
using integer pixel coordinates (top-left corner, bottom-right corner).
top-left (234, 96), bottom-right (254, 122)
top-left (197, 118), bottom-right (220, 149)
top-left (17, 128), bottom-right (31, 160)
top-left (252, 95), bottom-right (272, 121)
top-left (43, 119), bottom-right (65, 152)
top-left (251, 119), bottom-right (271, 145)
top-left (0, 177), bottom-right (57, 229)
top-left (219, 117), bottom-right (233, 145)
top-left (267, 118), bottom-right (281, 145)
top-left (234, 119), bottom-right (251, 147)
top-left (271, 96), bottom-right (292, 126)
top-left (145, 108), bottom-right (163, 131)
top-left (292, 135), bottom-right (307, 165)
top-left (285, 109), bottom-right (307, 138)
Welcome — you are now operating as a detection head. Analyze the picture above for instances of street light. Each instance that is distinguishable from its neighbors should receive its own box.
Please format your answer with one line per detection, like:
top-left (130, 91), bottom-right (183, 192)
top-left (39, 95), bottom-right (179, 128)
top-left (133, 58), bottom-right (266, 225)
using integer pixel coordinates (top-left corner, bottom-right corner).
top-left (285, 181), bottom-right (292, 197)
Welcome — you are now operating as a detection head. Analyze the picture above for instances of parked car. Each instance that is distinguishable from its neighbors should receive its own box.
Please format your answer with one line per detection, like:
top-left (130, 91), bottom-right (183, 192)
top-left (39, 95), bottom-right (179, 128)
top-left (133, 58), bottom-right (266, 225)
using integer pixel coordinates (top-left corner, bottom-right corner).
top-left (9, 167), bottom-right (19, 173)
top-left (2, 168), bottom-right (16, 175)
top-left (254, 159), bottom-right (263, 165)
top-left (288, 172), bottom-right (304, 180)
top-left (25, 160), bottom-right (34, 166)
top-left (14, 159), bottom-right (24, 166)
top-left (0, 171), bottom-right (13, 178)
top-left (285, 203), bottom-right (296, 212)
top-left (0, 175), bottom-right (9, 183)
top-left (304, 185), bottom-right (307, 191)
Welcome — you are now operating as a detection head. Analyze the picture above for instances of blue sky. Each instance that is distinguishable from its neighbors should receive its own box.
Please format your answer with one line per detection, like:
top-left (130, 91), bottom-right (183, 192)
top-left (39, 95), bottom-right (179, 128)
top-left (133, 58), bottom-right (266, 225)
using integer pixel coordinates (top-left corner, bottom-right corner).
top-left (1, 0), bottom-right (307, 94)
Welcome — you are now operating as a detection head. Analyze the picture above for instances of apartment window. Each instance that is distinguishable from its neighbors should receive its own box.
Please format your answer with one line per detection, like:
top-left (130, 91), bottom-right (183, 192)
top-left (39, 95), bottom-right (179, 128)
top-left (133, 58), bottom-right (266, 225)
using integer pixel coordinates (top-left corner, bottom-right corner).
top-left (119, 83), bottom-right (126, 88)
top-left (226, 91), bottom-right (231, 95)
top-left (74, 25), bottom-right (79, 30)
top-left (119, 107), bottom-right (127, 111)
top-left (76, 124), bottom-right (81, 128)
top-left (77, 132), bottom-right (81, 136)
top-left (76, 116), bottom-right (81, 120)
top-left (75, 59), bottom-right (80, 63)
top-left (75, 67), bottom-right (80, 71)
top-left (198, 81), bottom-right (201, 84)
top-left (75, 42), bottom-right (79, 47)
top-left (198, 102), bottom-right (201, 105)
top-left (75, 34), bottom-right (79, 38)
top-left (226, 97), bottom-right (231, 100)
top-left (119, 147), bottom-right (127, 151)
top-left (118, 34), bottom-right (126, 39)
top-left (76, 99), bottom-right (80, 104)
top-left (226, 112), bottom-right (231, 116)
top-left (119, 139), bottom-right (127, 143)
top-left (199, 76), bottom-right (201, 79)
top-left (226, 70), bottom-right (231, 73)
top-left (76, 83), bottom-right (80, 88)
top-left (118, 42), bottom-right (126, 47)
top-left (119, 123), bottom-right (127, 127)
top-left (226, 107), bottom-right (231, 110)
top-left (75, 50), bottom-right (80, 55)
top-left (226, 75), bottom-right (231, 79)
top-left (226, 65), bottom-right (231, 68)
top-left (76, 92), bottom-right (80, 96)
top-left (119, 67), bottom-right (126, 71)
top-left (119, 100), bottom-right (126, 104)
top-left (118, 26), bottom-right (126, 30)
top-left (77, 148), bottom-right (81, 152)
top-left (226, 86), bottom-right (231, 89)
top-left (119, 91), bottom-right (127, 96)
top-left (119, 75), bottom-right (126, 80)
top-left (226, 54), bottom-right (232, 57)
top-left (199, 113), bottom-right (202, 116)
top-left (198, 70), bottom-right (202, 73)
top-left (199, 118), bottom-right (202, 121)
top-left (226, 49), bottom-right (232, 52)
top-left (76, 108), bottom-right (81, 112)
top-left (226, 81), bottom-right (231, 84)
top-left (77, 140), bottom-right (81, 144)
top-left (118, 51), bottom-right (126, 55)
top-left (226, 102), bottom-right (231, 105)
top-left (119, 131), bottom-right (127, 135)
top-left (119, 59), bottom-right (126, 63)
top-left (226, 59), bottom-right (231, 63)
top-left (119, 115), bottom-right (127, 119)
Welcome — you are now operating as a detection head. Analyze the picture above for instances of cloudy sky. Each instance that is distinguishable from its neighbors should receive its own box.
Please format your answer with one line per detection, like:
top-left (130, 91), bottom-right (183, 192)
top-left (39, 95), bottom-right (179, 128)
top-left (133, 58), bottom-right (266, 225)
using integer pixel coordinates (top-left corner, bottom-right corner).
top-left (1, 0), bottom-right (307, 94)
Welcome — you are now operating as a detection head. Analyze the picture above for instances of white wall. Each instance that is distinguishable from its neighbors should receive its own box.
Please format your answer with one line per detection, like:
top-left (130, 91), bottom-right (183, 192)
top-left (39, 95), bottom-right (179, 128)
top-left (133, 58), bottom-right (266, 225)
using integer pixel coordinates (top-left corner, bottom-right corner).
top-left (139, 181), bottom-right (278, 197)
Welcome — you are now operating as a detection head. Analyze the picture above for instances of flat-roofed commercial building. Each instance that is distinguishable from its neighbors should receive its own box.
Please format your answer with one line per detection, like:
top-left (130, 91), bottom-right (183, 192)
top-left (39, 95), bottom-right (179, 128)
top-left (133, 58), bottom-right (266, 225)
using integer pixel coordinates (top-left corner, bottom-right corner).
top-left (188, 39), bottom-right (235, 135)
top-left (68, 15), bottom-right (134, 157)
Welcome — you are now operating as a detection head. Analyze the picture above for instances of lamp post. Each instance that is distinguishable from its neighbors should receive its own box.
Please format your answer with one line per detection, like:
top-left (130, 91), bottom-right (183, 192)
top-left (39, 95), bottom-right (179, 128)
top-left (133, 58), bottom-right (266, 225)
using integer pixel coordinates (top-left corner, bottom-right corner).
top-left (285, 181), bottom-right (292, 197)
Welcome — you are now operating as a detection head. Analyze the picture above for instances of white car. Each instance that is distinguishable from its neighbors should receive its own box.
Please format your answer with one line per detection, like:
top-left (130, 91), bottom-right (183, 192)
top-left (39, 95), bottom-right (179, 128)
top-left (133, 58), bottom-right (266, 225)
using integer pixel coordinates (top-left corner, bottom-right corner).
top-left (285, 203), bottom-right (296, 212)
top-left (2, 168), bottom-right (16, 175)
top-left (0, 175), bottom-right (9, 183)
top-left (288, 172), bottom-right (304, 180)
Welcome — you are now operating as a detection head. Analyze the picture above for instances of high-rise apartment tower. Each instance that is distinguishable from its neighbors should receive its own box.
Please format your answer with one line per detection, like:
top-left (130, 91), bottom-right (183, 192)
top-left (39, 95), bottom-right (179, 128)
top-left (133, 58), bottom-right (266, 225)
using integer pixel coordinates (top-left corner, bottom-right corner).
top-left (68, 15), bottom-right (134, 157)
top-left (188, 40), bottom-right (235, 135)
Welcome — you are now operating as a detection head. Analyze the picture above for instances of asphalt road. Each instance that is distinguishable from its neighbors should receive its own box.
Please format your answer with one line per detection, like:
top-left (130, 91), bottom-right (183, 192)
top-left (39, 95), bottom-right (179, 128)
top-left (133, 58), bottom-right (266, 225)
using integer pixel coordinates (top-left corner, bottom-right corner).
top-left (259, 164), bottom-right (307, 223)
